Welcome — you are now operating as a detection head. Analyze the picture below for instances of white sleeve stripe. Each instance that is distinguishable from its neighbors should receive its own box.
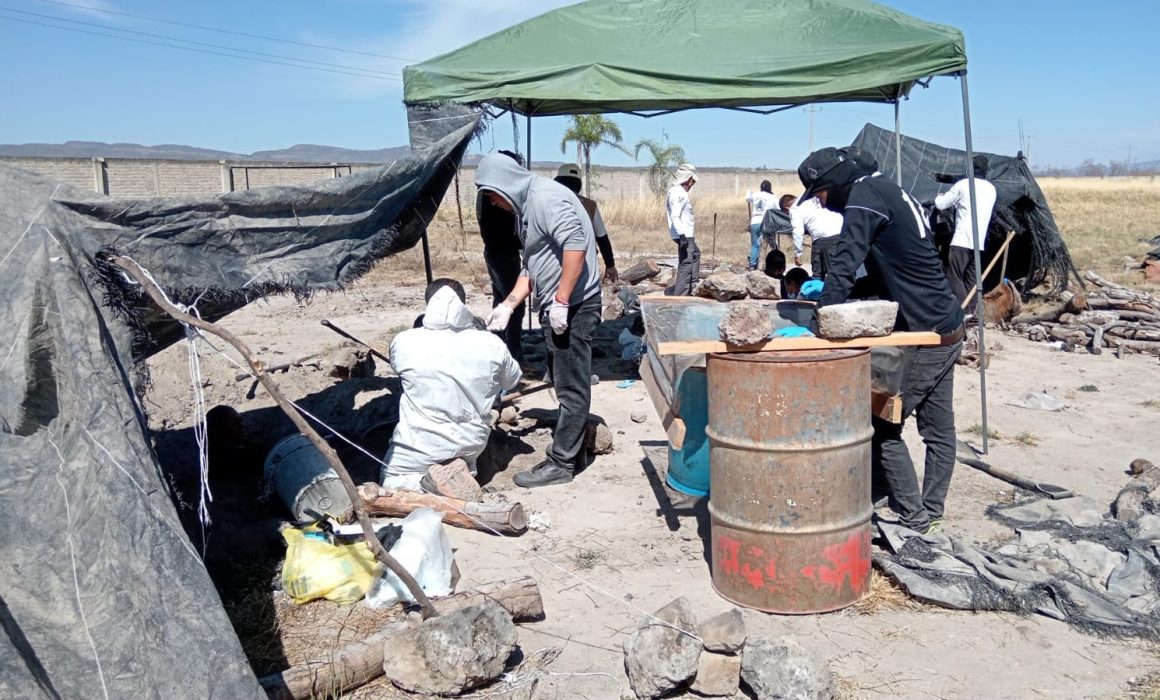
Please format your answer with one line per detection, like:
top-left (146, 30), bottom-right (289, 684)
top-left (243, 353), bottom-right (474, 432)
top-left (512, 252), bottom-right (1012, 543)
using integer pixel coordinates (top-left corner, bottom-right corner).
top-left (844, 205), bottom-right (889, 220)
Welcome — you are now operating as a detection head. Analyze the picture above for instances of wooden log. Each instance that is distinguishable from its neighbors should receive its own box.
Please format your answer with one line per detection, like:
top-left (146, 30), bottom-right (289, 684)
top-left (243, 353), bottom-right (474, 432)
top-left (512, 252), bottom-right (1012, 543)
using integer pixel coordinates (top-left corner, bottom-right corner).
top-left (1050, 326), bottom-right (1090, 346)
top-left (1113, 310), bottom-right (1160, 323)
top-left (620, 258), bottom-right (661, 285)
top-left (640, 354), bottom-right (687, 449)
top-left (361, 488), bottom-right (528, 536)
top-left (1105, 337), bottom-right (1160, 354)
top-left (259, 577), bottom-right (544, 700)
top-left (1011, 292), bottom-right (1087, 325)
top-left (656, 330), bottom-right (939, 355)
top-left (871, 391), bottom-right (903, 424)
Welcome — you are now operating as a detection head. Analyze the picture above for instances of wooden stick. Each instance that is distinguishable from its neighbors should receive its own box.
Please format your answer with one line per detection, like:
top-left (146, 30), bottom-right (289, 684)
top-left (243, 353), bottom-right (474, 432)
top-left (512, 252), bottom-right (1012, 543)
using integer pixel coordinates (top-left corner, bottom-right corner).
top-left (657, 331), bottom-right (940, 356)
top-left (106, 254), bottom-right (438, 619)
top-left (259, 577), bottom-right (544, 700)
top-left (639, 356), bottom-right (687, 449)
top-left (361, 488), bottom-right (528, 536)
top-left (961, 231), bottom-right (1016, 310)
top-left (234, 353), bottom-right (319, 382)
top-left (871, 391), bottom-right (903, 424)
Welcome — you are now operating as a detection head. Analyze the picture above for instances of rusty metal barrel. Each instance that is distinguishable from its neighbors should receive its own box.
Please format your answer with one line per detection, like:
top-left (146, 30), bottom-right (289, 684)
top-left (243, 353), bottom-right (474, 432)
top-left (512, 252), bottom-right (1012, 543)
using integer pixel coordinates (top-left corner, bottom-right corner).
top-left (706, 349), bottom-right (872, 613)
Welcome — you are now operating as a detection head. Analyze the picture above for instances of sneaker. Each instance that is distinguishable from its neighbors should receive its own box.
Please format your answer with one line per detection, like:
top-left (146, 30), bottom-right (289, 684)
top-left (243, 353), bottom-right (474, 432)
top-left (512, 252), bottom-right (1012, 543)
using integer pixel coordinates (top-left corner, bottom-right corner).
top-left (513, 461), bottom-right (574, 488)
top-left (421, 459), bottom-right (483, 501)
top-left (923, 519), bottom-right (943, 536)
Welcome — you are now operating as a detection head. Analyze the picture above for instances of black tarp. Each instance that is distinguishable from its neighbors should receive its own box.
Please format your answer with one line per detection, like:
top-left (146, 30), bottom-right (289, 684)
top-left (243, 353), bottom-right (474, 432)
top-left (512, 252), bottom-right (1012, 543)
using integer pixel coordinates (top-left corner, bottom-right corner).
top-left (851, 123), bottom-right (1079, 293)
top-left (0, 114), bottom-right (477, 698)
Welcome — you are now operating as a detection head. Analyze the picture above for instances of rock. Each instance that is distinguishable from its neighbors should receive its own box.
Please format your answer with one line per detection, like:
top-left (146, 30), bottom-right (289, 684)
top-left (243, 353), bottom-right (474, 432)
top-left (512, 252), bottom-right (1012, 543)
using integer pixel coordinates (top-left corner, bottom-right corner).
top-left (697, 271), bottom-right (749, 302)
top-left (1130, 458), bottom-right (1155, 476)
top-left (741, 638), bottom-right (835, 700)
top-left (623, 597), bottom-right (701, 699)
top-left (585, 418), bottom-right (615, 455)
top-left (1113, 488), bottom-right (1147, 522)
top-left (631, 410), bottom-right (648, 424)
top-left (719, 303), bottom-right (773, 346)
top-left (1135, 466), bottom-right (1160, 492)
top-left (381, 600), bottom-right (518, 696)
top-left (699, 608), bottom-right (745, 654)
top-left (744, 270), bottom-right (781, 300)
top-left (690, 651), bottom-right (742, 697)
top-left (424, 458), bottom-right (482, 502)
top-left (329, 346), bottom-right (374, 379)
top-left (816, 300), bottom-right (899, 339)
top-left (499, 406), bottom-right (519, 425)
top-left (604, 298), bottom-right (626, 321)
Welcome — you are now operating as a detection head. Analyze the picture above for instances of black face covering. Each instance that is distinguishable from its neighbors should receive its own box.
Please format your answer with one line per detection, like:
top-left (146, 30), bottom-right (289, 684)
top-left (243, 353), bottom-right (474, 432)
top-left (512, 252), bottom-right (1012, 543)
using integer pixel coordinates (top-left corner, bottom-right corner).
top-left (815, 159), bottom-right (866, 213)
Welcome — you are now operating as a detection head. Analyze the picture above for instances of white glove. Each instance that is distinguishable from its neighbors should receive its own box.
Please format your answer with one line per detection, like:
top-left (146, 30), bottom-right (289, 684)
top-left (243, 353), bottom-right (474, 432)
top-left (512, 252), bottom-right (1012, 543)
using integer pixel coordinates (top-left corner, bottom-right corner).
top-left (486, 303), bottom-right (513, 331)
top-left (548, 300), bottom-right (570, 334)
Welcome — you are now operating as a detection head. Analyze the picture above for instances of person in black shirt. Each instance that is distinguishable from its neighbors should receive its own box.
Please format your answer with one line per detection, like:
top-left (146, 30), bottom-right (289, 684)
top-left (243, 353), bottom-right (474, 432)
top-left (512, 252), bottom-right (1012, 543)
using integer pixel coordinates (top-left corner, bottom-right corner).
top-left (798, 147), bottom-right (965, 535)
top-left (478, 150), bottom-right (526, 365)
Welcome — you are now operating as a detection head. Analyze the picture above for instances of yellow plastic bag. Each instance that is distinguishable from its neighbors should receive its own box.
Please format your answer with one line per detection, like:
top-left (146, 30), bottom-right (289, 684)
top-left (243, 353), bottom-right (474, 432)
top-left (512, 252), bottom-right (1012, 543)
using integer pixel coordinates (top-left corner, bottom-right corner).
top-left (280, 527), bottom-right (381, 605)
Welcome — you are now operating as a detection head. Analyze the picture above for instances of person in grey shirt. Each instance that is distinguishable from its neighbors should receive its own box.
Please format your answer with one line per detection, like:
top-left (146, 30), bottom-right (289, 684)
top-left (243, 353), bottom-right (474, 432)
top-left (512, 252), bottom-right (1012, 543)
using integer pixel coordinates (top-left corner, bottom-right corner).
top-left (475, 152), bottom-right (602, 488)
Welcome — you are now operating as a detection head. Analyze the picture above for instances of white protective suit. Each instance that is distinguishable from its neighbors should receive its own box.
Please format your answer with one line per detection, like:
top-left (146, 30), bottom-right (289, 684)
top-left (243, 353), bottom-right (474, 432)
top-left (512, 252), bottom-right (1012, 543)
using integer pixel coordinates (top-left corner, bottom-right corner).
top-left (382, 287), bottom-right (522, 485)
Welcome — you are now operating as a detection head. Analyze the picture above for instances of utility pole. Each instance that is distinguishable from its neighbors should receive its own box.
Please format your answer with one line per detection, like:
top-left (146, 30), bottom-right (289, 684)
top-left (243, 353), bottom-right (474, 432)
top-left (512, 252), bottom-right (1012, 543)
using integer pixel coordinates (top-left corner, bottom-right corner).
top-left (806, 106), bottom-right (820, 152)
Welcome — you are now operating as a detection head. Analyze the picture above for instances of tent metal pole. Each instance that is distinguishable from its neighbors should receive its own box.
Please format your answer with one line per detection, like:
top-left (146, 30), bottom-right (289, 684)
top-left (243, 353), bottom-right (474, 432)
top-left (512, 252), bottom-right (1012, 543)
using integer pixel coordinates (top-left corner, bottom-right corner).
top-left (420, 227), bottom-right (434, 285)
top-left (893, 100), bottom-right (903, 186)
top-left (959, 72), bottom-right (989, 454)
top-left (526, 113), bottom-right (532, 169)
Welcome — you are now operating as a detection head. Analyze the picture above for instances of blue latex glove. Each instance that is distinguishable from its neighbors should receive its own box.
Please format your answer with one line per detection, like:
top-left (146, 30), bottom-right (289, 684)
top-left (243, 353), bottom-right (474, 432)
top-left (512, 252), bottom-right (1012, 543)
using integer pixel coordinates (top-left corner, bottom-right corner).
top-left (799, 279), bottom-right (824, 300)
top-left (773, 326), bottom-right (814, 338)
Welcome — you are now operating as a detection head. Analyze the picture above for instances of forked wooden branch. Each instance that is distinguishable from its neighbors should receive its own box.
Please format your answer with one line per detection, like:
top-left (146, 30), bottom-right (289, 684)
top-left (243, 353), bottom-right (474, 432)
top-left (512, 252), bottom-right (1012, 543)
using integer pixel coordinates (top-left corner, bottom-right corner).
top-left (106, 253), bottom-right (438, 619)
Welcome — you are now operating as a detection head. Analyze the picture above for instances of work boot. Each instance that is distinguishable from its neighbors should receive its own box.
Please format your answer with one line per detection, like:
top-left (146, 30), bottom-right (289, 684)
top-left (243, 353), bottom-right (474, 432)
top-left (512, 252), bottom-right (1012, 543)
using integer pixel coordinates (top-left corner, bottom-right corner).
top-left (513, 461), bottom-right (573, 488)
top-left (421, 459), bottom-right (483, 502)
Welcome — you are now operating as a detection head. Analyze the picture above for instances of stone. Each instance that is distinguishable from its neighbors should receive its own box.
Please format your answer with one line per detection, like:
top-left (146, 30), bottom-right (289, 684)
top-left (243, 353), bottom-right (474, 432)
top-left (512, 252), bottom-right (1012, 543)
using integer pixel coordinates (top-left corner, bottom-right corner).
top-left (741, 638), bottom-right (836, 700)
top-left (719, 303), bottom-right (773, 346)
top-left (631, 410), bottom-right (648, 424)
top-left (744, 270), bottom-right (781, 300)
top-left (585, 418), bottom-right (615, 455)
top-left (699, 608), bottom-right (746, 654)
top-left (697, 271), bottom-right (749, 302)
top-left (329, 345), bottom-right (374, 379)
top-left (604, 298), bottom-right (626, 321)
top-left (499, 406), bottom-right (519, 425)
top-left (816, 300), bottom-right (899, 339)
top-left (1113, 488), bottom-right (1147, 522)
top-left (623, 597), bottom-right (702, 699)
top-left (423, 458), bottom-right (482, 502)
top-left (1130, 458), bottom-right (1156, 476)
top-left (690, 651), bottom-right (742, 697)
top-left (382, 600), bottom-right (518, 696)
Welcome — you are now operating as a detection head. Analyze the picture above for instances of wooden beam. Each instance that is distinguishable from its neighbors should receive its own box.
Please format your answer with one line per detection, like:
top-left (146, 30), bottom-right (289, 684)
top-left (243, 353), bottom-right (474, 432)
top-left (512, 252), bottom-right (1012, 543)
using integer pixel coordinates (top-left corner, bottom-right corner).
top-left (656, 331), bottom-right (941, 355)
top-left (871, 391), bottom-right (903, 424)
top-left (639, 356), bottom-right (686, 449)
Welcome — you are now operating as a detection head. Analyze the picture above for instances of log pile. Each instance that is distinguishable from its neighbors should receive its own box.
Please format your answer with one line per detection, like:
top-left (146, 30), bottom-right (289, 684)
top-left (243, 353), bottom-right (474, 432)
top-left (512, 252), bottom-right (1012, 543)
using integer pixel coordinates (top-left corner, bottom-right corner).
top-left (1009, 272), bottom-right (1160, 357)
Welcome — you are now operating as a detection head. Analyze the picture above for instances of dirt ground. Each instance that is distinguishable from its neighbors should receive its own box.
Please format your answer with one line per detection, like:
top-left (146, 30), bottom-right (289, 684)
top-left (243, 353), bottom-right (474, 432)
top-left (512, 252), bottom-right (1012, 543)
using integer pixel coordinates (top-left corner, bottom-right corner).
top-left (144, 273), bottom-right (1160, 700)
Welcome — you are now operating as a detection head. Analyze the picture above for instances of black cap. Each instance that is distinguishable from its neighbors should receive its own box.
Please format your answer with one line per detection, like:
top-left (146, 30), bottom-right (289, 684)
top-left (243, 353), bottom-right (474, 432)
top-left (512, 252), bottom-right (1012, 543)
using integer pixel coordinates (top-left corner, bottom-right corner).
top-left (843, 146), bottom-right (879, 174)
top-left (797, 147), bottom-right (846, 202)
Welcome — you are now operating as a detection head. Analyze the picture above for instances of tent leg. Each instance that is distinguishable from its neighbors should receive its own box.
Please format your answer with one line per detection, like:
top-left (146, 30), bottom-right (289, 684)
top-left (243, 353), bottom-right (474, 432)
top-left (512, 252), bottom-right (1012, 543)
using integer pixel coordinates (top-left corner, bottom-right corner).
top-left (959, 72), bottom-right (989, 454)
top-left (420, 228), bottom-right (434, 285)
top-left (893, 100), bottom-right (903, 186)
top-left (526, 114), bottom-right (532, 169)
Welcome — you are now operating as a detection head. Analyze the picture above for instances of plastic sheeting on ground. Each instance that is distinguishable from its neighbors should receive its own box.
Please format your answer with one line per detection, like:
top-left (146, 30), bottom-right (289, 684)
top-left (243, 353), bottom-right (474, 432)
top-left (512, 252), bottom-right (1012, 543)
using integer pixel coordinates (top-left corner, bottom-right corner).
top-left (0, 111), bottom-right (477, 697)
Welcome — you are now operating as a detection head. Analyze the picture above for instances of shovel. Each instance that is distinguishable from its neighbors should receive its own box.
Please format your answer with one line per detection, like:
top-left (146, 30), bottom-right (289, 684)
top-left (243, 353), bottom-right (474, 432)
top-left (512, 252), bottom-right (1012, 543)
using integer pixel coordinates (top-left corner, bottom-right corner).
top-left (959, 457), bottom-right (1075, 500)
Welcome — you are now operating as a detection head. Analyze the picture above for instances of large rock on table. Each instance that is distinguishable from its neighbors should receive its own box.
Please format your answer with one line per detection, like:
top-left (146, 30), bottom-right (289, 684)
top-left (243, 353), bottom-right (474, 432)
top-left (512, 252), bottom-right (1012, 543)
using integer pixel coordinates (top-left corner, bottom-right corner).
top-left (741, 638), bottom-right (835, 700)
top-left (719, 303), bottom-right (773, 346)
top-left (697, 271), bottom-right (749, 301)
top-left (623, 597), bottom-right (701, 699)
top-left (816, 300), bottom-right (898, 339)
top-left (745, 270), bottom-right (781, 299)
top-left (381, 600), bottom-right (518, 696)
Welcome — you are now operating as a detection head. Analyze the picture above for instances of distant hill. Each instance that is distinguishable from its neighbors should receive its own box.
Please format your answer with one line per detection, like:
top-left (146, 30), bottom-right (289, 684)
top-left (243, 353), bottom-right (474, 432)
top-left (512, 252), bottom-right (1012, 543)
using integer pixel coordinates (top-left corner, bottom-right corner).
top-left (0, 140), bottom-right (409, 163)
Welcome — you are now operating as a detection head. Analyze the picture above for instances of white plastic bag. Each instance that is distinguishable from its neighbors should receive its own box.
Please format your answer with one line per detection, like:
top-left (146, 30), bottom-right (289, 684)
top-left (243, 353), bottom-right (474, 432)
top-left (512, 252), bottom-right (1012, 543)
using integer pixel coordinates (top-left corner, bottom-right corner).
top-left (1007, 390), bottom-right (1065, 412)
top-left (364, 508), bottom-right (454, 608)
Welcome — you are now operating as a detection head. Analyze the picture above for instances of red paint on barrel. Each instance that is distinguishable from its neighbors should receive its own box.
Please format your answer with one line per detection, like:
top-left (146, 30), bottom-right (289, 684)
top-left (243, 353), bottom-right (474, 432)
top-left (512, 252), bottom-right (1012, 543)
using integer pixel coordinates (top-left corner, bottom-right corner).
top-left (740, 563), bottom-right (765, 589)
top-left (717, 535), bottom-right (741, 577)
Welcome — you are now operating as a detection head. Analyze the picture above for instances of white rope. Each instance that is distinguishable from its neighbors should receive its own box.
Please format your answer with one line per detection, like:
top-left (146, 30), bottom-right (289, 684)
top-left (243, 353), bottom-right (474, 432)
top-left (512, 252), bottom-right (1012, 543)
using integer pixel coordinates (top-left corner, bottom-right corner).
top-left (214, 347), bottom-right (701, 642)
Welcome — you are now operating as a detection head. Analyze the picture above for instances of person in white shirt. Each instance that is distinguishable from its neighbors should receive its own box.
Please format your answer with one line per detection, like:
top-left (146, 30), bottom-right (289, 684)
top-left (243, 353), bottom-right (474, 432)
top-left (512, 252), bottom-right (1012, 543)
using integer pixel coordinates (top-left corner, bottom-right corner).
top-left (666, 163), bottom-right (698, 295)
top-left (790, 195), bottom-right (844, 279)
top-left (745, 180), bottom-right (778, 270)
top-left (935, 155), bottom-right (997, 312)
top-left (382, 280), bottom-right (522, 491)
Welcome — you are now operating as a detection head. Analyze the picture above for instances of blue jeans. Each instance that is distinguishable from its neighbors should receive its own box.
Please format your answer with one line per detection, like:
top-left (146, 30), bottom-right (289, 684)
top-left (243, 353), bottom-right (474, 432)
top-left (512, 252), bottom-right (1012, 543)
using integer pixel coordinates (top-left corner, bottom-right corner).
top-left (748, 223), bottom-right (762, 268)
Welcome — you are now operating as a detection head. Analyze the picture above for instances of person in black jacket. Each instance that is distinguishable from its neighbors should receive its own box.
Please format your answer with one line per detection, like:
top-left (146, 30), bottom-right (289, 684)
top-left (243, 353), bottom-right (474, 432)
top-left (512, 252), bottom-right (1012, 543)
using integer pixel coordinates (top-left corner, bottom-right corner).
top-left (478, 150), bottom-right (526, 365)
top-left (798, 147), bottom-right (965, 535)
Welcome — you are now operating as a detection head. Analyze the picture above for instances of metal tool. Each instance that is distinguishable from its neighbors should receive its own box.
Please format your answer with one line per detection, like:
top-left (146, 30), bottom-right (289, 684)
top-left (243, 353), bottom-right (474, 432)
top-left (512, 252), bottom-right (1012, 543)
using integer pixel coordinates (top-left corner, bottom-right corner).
top-left (959, 457), bottom-right (1075, 500)
top-left (320, 319), bottom-right (391, 365)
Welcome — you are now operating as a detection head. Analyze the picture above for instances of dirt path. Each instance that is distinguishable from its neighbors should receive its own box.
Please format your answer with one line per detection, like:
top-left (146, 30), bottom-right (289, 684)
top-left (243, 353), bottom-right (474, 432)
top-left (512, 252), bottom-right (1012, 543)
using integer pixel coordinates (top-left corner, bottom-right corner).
top-left (145, 276), bottom-right (1160, 699)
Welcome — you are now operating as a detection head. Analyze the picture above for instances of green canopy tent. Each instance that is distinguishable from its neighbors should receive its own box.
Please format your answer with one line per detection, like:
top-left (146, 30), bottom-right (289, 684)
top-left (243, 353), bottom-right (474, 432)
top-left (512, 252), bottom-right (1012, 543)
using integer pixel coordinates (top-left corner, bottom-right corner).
top-left (403, 0), bottom-right (993, 450)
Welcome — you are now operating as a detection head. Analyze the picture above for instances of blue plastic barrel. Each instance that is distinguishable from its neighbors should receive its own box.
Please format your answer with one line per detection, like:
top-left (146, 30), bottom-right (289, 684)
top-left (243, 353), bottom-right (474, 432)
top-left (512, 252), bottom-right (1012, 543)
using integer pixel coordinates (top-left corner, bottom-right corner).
top-left (666, 367), bottom-right (710, 497)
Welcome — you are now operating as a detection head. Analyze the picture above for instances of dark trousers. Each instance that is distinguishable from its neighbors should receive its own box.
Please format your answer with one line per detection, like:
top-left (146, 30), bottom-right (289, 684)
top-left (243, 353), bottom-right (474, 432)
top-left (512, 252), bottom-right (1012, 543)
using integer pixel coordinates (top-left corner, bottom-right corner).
top-left (672, 236), bottom-right (701, 296)
top-left (811, 235), bottom-right (839, 280)
top-left (871, 340), bottom-right (962, 531)
top-left (542, 293), bottom-right (601, 473)
top-left (484, 247), bottom-right (526, 363)
top-left (946, 247), bottom-right (977, 313)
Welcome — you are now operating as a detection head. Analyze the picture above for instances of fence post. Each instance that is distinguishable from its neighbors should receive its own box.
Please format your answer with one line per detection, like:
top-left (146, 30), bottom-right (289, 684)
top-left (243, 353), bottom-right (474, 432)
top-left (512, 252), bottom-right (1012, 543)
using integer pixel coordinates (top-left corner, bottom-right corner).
top-left (91, 157), bottom-right (108, 194)
top-left (220, 160), bottom-right (233, 193)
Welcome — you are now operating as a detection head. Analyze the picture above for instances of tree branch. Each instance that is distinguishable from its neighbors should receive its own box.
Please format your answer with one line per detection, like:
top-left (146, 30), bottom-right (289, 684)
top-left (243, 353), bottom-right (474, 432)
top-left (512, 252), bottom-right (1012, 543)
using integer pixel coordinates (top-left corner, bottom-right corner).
top-left (104, 253), bottom-right (439, 618)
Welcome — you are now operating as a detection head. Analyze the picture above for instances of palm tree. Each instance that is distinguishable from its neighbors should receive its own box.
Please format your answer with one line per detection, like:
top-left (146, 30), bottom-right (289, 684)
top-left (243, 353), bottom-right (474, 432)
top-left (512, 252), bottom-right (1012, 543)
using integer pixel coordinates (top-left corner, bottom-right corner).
top-left (559, 115), bottom-right (631, 196)
top-left (634, 132), bottom-right (687, 196)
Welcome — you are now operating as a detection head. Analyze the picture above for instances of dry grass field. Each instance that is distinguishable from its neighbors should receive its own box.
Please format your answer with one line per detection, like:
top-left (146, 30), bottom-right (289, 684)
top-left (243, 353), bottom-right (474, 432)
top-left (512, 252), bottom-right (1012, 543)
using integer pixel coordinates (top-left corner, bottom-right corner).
top-left (377, 175), bottom-right (1160, 292)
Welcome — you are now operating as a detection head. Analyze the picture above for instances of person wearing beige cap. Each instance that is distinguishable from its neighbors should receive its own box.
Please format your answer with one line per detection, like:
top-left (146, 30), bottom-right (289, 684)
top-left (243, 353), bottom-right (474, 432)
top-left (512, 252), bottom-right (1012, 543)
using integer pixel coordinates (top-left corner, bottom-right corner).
top-left (666, 163), bottom-right (698, 295)
top-left (554, 164), bottom-right (618, 283)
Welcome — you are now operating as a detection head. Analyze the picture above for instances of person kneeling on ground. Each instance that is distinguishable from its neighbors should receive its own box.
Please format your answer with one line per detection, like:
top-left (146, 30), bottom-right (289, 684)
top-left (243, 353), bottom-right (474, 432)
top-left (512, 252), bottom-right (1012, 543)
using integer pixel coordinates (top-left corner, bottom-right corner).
top-left (382, 279), bottom-right (522, 496)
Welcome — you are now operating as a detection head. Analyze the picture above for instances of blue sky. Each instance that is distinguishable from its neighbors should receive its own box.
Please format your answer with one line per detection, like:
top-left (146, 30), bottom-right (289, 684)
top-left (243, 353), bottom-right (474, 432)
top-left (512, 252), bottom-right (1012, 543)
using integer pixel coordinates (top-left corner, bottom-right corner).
top-left (1, 0), bottom-right (1156, 169)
